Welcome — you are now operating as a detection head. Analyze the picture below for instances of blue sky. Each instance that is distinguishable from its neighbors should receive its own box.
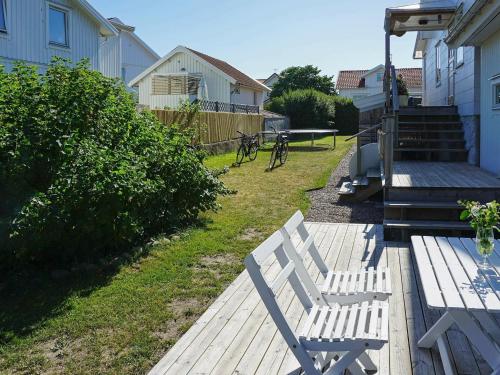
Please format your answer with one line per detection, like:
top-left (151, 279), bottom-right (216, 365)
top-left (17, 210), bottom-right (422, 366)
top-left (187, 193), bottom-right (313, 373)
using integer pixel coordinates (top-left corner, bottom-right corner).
top-left (90, 0), bottom-right (421, 80)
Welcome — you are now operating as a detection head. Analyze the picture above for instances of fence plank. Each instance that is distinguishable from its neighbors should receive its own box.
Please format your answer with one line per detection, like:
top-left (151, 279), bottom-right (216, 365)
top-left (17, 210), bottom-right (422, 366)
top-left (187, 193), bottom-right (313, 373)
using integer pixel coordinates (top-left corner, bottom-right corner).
top-left (153, 110), bottom-right (264, 145)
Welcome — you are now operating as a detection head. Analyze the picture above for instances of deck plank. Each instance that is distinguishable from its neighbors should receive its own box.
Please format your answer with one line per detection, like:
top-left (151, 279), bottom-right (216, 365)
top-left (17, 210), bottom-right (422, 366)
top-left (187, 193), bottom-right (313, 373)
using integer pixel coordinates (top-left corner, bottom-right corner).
top-left (392, 162), bottom-right (500, 189)
top-left (149, 223), bottom-right (488, 375)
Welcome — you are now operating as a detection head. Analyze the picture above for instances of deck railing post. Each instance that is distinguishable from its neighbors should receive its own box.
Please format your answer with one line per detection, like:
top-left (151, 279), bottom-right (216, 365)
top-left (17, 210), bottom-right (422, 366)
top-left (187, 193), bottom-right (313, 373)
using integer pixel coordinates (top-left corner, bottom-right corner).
top-left (383, 115), bottom-right (394, 187)
top-left (215, 101), bottom-right (219, 112)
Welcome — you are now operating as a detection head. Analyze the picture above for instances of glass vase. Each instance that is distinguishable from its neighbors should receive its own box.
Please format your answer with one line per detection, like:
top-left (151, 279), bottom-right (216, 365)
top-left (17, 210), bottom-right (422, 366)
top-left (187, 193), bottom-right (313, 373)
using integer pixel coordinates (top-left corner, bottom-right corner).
top-left (476, 226), bottom-right (494, 269)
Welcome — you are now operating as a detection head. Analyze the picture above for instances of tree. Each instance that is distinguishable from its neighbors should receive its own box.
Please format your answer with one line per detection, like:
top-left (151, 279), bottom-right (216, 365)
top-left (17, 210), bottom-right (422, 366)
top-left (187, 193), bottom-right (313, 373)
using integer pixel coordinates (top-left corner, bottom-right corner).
top-left (270, 65), bottom-right (336, 98)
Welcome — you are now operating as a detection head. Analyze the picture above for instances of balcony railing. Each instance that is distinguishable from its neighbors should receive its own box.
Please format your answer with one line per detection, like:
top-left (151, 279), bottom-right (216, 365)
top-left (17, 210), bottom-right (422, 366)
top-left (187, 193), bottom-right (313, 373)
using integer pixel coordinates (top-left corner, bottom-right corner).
top-left (194, 99), bottom-right (260, 114)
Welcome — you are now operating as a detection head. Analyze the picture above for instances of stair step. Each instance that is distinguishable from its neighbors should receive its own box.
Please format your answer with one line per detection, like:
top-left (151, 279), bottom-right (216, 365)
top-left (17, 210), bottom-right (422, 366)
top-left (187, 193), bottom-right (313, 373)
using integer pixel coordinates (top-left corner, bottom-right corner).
top-left (399, 121), bottom-right (462, 126)
top-left (383, 219), bottom-right (471, 230)
top-left (384, 201), bottom-right (462, 209)
top-left (339, 181), bottom-right (356, 195)
top-left (366, 168), bottom-right (381, 179)
top-left (399, 129), bottom-right (464, 134)
top-left (352, 176), bottom-right (369, 186)
top-left (398, 138), bottom-right (465, 143)
top-left (395, 148), bottom-right (467, 153)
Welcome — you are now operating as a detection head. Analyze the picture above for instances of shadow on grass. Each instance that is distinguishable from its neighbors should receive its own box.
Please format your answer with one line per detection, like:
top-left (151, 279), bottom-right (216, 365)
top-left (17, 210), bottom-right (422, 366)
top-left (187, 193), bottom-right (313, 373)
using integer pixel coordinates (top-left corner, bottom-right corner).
top-left (0, 218), bottom-right (211, 345)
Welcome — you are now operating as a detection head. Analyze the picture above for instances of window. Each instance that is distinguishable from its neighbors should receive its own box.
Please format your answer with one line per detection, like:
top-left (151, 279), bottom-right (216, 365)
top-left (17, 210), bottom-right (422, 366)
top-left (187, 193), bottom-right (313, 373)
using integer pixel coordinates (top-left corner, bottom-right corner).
top-left (493, 82), bottom-right (500, 110)
top-left (49, 5), bottom-right (68, 47)
top-left (0, 0), bottom-right (6, 33)
top-left (376, 72), bottom-right (383, 82)
top-left (456, 46), bottom-right (464, 67)
top-left (121, 67), bottom-right (126, 82)
top-left (435, 42), bottom-right (441, 84)
top-left (152, 74), bottom-right (201, 95)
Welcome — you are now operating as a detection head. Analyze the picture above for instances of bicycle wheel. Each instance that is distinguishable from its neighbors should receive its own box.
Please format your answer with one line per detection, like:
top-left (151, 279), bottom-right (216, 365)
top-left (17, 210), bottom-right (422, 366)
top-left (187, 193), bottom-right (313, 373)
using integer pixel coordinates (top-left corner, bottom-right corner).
top-left (248, 142), bottom-right (258, 161)
top-left (235, 144), bottom-right (245, 165)
top-left (279, 142), bottom-right (289, 164)
top-left (268, 145), bottom-right (278, 170)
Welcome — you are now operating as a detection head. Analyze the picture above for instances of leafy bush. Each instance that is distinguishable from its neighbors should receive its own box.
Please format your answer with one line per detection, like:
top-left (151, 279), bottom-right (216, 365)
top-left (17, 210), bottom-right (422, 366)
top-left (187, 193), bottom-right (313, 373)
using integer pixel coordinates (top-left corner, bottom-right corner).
top-left (266, 89), bottom-right (335, 129)
top-left (270, 65), bottom-right (336, 98)
top-left (330, 96), bottom-right (359, 135)
top-left (0, 60), bottom-right (229, 266)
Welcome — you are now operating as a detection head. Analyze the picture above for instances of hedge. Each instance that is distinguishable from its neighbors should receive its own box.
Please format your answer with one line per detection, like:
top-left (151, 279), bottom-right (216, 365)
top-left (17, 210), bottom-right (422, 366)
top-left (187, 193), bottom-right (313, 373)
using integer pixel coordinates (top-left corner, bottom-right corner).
top-left (0, 59), bottom-right (229, 267)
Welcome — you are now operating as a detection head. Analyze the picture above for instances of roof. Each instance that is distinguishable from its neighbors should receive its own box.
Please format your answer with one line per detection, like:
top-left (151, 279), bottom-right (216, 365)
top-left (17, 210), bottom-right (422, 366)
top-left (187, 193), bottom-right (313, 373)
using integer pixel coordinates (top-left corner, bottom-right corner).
top-left (336, 67), bottom-right (422, 89)
top-left (257, 79), bottom-right (267, 84)
top-left (130, 46), bottom-right (270, 91)
top-left (186, 48), bottom-right (269, 92)
top-left (75, 0), bottom-right (118, 36)
top-left (108, 17), bottom-right (160, 60)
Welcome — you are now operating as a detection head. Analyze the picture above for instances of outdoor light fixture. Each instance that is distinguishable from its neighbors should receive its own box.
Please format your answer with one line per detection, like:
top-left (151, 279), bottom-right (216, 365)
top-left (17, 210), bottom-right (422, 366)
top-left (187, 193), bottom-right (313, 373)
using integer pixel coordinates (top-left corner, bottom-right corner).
top-left (419, 19), bottom-right (429, 25)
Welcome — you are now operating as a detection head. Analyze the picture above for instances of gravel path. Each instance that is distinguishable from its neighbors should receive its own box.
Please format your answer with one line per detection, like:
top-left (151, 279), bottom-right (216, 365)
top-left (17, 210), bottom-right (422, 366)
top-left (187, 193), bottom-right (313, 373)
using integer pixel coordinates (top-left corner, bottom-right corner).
top-left (306, 146), bottom-right (383, 224)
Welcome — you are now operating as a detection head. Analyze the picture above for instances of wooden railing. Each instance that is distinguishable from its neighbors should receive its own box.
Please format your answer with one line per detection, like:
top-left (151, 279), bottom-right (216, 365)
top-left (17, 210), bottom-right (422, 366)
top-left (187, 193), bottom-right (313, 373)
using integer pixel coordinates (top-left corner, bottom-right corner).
top-left (194, 99), bottom-right (260, 114)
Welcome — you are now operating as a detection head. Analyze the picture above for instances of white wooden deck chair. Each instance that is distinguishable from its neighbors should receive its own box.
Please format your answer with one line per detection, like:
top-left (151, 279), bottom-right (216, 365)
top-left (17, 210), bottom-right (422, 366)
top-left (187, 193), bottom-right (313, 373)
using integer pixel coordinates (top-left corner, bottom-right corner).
top-left (245, 230), bottom-right (389, 375)
top-left (280, 211), bottom-right (391, 305)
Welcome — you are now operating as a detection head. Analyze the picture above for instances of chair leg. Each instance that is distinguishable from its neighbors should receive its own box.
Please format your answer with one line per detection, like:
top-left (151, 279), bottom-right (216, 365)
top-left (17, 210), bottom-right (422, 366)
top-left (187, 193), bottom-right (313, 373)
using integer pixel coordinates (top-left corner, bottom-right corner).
top-left (358, 352), bottom-right (377, 371)
top-left (323, 348), bottom-right (365, 375)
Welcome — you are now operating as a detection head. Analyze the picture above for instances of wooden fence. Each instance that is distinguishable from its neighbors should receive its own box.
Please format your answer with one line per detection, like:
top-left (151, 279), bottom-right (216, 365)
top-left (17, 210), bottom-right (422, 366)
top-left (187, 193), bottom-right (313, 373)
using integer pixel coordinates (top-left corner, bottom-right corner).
top-left (153, 110), bottom-right (264, 144)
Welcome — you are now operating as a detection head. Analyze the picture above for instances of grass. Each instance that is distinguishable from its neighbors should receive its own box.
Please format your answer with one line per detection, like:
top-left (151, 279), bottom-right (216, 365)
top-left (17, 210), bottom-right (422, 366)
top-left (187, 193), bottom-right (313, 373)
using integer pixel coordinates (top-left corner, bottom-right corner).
top-left (0, 136), bottom-right (353, 375)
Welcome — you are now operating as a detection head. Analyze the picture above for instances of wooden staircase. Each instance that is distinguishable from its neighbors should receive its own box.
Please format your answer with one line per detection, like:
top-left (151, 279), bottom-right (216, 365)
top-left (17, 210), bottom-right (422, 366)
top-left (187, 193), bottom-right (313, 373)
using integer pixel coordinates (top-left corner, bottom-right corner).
top-left (394, 106), bottom-right (467, 162)
top-left (383, 106), bottom-right (500, 241)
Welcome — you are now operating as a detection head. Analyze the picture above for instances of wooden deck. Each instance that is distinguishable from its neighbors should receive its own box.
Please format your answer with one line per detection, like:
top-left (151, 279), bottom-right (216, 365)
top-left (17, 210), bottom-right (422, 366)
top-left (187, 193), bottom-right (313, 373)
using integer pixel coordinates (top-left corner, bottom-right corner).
top-left (392, 161), bottom-right (500, 189)
top-left (149, 223), bottom-right (492, 375)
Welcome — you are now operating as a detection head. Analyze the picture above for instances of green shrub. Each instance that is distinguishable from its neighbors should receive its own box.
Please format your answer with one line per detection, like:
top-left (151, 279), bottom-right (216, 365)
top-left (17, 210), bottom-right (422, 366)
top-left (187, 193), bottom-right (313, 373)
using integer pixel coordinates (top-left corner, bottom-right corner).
top-left (330, 96), bottom-right (359, 135)
top-left (0, 59), bottom-right (229, 266)
top-left (266, 89), bottom-right (335, 129)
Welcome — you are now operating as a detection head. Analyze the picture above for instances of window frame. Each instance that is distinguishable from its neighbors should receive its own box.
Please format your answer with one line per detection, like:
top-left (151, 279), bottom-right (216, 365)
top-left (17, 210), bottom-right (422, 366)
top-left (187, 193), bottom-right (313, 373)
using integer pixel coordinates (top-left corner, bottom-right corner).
top-left (435, 41), bottom-right (441, 86)
top-left (0, 0), bottom-right (8, 35)
top-left (47, 2), bottom-right (70, 49)
top-left (376, 72), bottom-right (383, 82)
top-left (491, 75), bottom-right (500, 111)
top-left (455, 46), bottom-right (464, 68)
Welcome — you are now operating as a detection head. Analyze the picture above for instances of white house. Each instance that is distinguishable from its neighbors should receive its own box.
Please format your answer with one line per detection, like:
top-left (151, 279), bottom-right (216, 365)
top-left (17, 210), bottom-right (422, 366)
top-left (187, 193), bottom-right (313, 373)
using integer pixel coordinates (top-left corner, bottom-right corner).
top-left (129, 45), bottom-right (271, 110)
top-left (100, 17), bottom-right (160, 88)
top-left (257, 72), bottom-right (280, 101)
top-left (336, 65), bottom-right (423, 100)
top-left (412, 0), bottom-right (500, 175)
top-left (0, 0), bottom-right (117, 72)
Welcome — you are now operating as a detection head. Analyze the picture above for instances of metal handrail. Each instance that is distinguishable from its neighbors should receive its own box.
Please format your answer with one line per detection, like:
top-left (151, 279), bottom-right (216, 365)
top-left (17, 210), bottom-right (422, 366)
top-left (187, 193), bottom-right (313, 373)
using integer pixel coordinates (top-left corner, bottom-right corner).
top-left (345, 123), bottom-right (382, 142)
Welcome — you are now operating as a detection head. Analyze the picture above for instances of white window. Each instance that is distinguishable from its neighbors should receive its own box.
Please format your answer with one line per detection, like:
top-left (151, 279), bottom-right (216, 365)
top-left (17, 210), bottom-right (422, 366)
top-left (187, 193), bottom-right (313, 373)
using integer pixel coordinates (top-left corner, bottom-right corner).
top-left (456, 46), bottom-right (464, 67)
top-left (493, 82), bottom-right (500, 110)
top-left (49, 5), bottom-right (68, 47)
top-left (0, 0), bottom-right (6, 33)
top-left (435, 42), bottom-right (441, 84)
top-left (152, 74), bottom-right (201, 95)
top-left (376, 72), bottom-right (383, 82)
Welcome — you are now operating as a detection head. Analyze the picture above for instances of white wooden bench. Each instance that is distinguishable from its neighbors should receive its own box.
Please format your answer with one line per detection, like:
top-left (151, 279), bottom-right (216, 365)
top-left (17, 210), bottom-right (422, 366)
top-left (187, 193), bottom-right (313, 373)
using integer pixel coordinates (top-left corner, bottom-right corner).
top-left (245, 230), bottom-right (389, 375)
top-left (281, 211), bottom-right (392, 305)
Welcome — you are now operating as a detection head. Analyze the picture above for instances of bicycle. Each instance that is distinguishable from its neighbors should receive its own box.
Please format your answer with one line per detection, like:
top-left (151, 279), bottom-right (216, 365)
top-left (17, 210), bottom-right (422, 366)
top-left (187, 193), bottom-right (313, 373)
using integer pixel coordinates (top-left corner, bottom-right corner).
top-left (235, 131), bottom-right (259, 166)
top-left (268, 127), bottom-right (289, 170)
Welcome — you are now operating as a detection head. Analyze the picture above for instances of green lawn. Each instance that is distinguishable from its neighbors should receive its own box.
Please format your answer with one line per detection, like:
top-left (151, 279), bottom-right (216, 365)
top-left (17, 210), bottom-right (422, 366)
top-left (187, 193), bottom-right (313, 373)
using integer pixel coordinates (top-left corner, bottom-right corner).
top-left (0, 136), bottom-right (353, 375)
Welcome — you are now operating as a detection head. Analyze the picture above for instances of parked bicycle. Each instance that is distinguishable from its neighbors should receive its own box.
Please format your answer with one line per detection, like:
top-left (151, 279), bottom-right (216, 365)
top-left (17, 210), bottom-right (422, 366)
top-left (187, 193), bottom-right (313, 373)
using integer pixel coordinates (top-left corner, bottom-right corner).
top-left (268, 127), bottom-right (289, 170)
top-left (235, 131), bottom-right (259, 166)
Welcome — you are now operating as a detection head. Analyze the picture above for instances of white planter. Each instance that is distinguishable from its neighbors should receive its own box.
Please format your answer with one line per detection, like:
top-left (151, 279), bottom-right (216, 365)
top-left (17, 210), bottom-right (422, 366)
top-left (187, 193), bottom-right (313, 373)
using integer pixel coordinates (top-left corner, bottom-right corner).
top-left (399, 95), bottom-right (409, 107)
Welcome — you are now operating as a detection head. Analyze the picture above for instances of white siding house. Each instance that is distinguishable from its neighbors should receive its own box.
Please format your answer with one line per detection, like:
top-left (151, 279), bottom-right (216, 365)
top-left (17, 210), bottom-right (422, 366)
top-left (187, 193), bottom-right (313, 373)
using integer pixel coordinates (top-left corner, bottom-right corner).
top-left (129, 46), bottom-right (270, 110)
top-left (257, 72), bottom-right (280, 101)
top-left (100, 18), bottom-right (159, 88)
top-left (337, 65), bottom-right (423, 100)
top-left (0, 0), bottom-right (117, 72)
top-left (414, 0), bottom-right (500, 174)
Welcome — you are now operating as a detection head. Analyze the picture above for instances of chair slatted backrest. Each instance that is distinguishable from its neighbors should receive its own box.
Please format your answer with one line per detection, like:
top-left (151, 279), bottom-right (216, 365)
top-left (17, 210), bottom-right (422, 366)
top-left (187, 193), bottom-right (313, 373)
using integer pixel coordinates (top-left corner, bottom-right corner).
top-left (280, 211), bottom-right (328, 305)
top-left (244, 230), bottom-right (322, 375)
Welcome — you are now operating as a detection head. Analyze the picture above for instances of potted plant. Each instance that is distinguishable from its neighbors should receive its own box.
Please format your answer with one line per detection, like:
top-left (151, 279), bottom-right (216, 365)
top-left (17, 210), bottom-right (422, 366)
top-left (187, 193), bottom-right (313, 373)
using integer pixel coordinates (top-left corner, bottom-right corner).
top-left (396, 74), bottom-right (409, 107)
top-left (459, 200), bottom-right (500, 269)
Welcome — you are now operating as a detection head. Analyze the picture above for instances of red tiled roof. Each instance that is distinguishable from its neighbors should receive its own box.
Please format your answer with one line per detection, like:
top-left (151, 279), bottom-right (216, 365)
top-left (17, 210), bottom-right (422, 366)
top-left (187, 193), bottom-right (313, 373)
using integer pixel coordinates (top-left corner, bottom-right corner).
top-left (256, 79), bottom-right (267, 83)
top-left (336, 68), bottom-right (422, 89)
top-left (187, 48), bottom-right (268, 92)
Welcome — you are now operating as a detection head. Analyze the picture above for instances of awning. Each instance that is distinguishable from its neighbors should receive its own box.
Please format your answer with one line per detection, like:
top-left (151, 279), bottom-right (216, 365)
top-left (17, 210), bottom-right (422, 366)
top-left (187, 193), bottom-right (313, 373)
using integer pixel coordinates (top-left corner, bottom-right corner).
top-left (385, 0), bottom-right (457, 36)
